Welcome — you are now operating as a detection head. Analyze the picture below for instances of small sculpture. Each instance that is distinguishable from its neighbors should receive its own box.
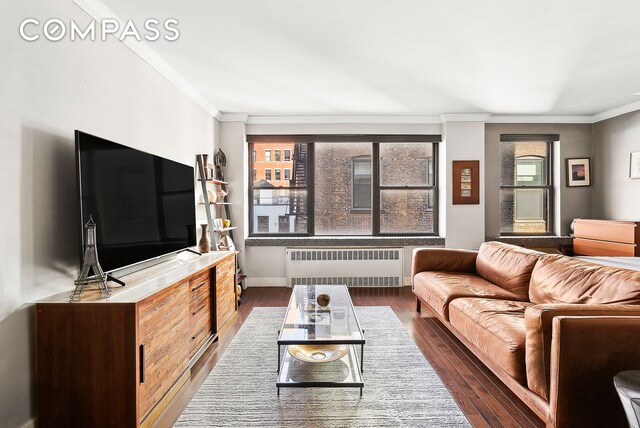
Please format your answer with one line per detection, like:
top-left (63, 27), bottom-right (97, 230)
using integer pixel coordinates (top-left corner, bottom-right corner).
top-left (214, 148), bottom-right (226, 181)
top-left (71, 216), bottom-right (111, 302)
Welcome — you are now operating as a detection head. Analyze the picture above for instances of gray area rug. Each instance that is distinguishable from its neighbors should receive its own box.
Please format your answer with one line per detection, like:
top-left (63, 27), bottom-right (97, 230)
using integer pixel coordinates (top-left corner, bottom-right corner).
top-left (175, 306), bottom-right (470, 427)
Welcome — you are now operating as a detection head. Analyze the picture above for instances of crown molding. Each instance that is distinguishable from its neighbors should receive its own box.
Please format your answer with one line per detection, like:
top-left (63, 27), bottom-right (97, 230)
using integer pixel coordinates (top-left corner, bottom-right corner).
top-left (71, 0), bottom-right (222, 120)
top-left (245, 115), bottom-right (442, 125)
top-left (218, 113), bottom-right (249, 123)
top-left (487, 115), bottom-right (594, 124)
top-left (439, 114), bottom-right (492, 122)
top-left (592, 100), bottom-right (640, 123)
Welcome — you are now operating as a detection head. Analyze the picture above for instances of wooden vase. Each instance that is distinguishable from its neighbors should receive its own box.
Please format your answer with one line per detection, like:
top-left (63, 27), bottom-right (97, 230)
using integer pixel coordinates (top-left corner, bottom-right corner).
top-left (199, 224), bottom-right (210, 253)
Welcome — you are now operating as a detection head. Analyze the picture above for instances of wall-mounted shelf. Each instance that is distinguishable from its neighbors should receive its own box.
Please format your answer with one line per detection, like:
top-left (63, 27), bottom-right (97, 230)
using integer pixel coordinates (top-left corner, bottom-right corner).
top-left (198, 202), bottom-right (232, 206)
top-left (214, 227), bottom-right (237, 233)
top-left (198, 178), bottom-right (229, 185)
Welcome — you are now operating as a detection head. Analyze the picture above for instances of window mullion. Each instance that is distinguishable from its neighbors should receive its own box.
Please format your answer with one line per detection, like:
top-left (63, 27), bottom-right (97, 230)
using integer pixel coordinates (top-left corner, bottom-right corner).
top-left (372, 143), bottom-right (380, 235)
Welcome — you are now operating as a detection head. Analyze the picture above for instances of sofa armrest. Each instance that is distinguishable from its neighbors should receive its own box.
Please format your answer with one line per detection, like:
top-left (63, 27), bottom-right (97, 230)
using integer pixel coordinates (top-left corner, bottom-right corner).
top-left (411, 248), bottom-right (477, 280)
top-left (548, 316), bottom-right (640, 427)
top-left (525, 304), bottom-right (640, 401)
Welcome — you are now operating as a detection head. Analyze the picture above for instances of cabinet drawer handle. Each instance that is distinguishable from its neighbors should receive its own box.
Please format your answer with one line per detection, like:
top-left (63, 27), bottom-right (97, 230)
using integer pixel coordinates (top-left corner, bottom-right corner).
top-left (192, 327), bottom-right (206, 340)
top-left (192, 303), bottom-right (206, 316)
top-left (191, 281), bottom-right (207, 293)
top-left (139, 344), bottom-right (145, 384)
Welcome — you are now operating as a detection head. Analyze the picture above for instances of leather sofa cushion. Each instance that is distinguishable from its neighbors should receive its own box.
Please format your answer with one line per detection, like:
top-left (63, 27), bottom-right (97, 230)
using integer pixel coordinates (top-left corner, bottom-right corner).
top-left (529, 255), bottom-right (640, 305)
top-left (475, 242), bottom-right (545, 300)
top-left (413, 271), bottom-right (526, 320)
top-left (449, 298), bottom-right (532, 385)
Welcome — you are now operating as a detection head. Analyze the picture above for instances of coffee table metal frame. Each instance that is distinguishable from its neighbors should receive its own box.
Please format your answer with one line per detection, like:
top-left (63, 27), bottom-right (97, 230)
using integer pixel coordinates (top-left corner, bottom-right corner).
top-left (277, 284), bottom-right (365, 395)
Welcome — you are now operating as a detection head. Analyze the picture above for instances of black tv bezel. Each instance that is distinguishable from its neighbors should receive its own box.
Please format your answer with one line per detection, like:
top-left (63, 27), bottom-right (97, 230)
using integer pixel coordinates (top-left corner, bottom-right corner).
top-left (75, 130), bottom-right (197, 275)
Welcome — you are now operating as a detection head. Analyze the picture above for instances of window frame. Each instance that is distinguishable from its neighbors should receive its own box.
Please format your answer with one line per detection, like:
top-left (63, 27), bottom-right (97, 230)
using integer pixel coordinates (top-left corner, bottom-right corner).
top-left (284, 149), bottom-right (291, 162)
top-left (499, 135), bottom-right (555, 236)
top-left (284, 168), bottom-right (291, 180)
top-left (248, 135), bottom-right (439, 237)
top-left (275, 149), bottom-right (281, 162)
top-left (264, 168), bottom-right (272, 180)
top-left (274, 168), bottom-right (281, 181)
top-left (264, 149), bottom-right (271, 162)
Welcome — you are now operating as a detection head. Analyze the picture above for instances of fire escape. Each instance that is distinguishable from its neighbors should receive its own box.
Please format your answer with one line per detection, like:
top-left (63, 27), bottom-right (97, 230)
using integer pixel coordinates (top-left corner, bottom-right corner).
top-left (289, 144), bottom-right (307, 231)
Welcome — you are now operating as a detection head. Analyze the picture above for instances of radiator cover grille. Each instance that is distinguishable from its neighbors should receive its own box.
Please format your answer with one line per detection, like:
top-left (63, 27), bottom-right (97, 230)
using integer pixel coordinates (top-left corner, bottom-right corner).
top-left (286, 248), bottom-right (403, 288)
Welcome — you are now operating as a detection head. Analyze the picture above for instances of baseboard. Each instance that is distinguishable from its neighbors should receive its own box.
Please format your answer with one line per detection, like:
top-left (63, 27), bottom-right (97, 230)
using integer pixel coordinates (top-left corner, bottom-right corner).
top-left (18, 418), bottom-right (36, 428)
top-left (246, 277), bottom-right (288, 287)
top-left (247, 278), bottom-right (412, 287)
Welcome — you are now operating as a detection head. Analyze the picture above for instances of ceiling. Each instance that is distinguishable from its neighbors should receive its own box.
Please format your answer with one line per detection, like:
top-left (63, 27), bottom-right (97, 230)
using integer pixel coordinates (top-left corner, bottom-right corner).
top-left (98, 0), bottom-right (640, 117)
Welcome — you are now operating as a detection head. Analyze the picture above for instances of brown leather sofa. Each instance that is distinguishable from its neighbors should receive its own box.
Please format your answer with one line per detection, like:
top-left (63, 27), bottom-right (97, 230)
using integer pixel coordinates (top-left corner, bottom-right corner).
top-left (412, 241), bottom-right (640, 428)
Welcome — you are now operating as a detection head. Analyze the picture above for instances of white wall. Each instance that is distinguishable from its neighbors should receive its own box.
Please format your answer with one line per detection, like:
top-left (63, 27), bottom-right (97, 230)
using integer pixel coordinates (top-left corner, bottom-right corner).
top-left (484, 123), bottom-right (593, 237)
top-left (592, 111), bottom-right (640, 220)
top-left (0, 0), bottom-right (216, 425)
top-left (441, 120), bottom-right (486, 249)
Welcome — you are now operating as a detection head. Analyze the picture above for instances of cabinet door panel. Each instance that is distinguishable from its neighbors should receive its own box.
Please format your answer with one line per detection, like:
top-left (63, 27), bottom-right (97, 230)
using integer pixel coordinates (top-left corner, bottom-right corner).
top-left (138, 281), bottom-right (189, 419)
top-left (216, 255), bottom-right (236, 330)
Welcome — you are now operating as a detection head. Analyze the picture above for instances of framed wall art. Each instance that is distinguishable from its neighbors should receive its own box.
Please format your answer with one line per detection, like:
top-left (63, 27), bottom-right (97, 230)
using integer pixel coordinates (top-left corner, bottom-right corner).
top-left (452, 160), bottom-right (479, 204)
top-left (630, 151), bottom-right (640, 179)
top-left (566, 158), bottom-right (591, 187)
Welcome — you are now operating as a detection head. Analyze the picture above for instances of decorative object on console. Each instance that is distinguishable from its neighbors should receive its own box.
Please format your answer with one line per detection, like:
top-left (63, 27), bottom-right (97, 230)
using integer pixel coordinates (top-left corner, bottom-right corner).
top-left (222, 219), bottom-right (231, 228)
top-left (316, 293), bottom-right (331, 307)
top-left (199, 223), bottom-right (210, 253)
top-left (71, 216), bottom-right (111, 302)
top-left (452, 160), bottom-right (479, 204)
top-left (214, 148), bottom-right (227, 181)
top-left (631, 151), bottom-right (640, 179)
top-left (566, 158), bottom-right (591, 187)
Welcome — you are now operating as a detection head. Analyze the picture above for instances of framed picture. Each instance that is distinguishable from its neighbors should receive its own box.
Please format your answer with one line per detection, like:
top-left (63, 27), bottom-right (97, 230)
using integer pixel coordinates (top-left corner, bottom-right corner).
top-left (566, 158), bottom-right (591, 187)
top-left (452, 160), bottom-right (479, 204)
top-left (631, 151), bottom-right (640, 179)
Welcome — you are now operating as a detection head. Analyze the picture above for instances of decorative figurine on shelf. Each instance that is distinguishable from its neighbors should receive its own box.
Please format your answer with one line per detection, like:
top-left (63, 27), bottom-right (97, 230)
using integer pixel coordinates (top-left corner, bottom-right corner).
top-left (199, 223), bottom-right (210, 253)
top-left (214, 148), bottom-right (226, 181)
top-left (216, 188), bottom-right (228, 201)
top-left (200, 154), bottom-right (210, 180)
top-left (71, 216), bottom-right (111, 302)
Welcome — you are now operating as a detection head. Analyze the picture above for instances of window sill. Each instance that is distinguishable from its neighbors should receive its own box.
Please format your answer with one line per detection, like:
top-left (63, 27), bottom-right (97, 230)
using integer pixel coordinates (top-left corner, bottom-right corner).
top-left (245, 236), bottom-right (445, 247)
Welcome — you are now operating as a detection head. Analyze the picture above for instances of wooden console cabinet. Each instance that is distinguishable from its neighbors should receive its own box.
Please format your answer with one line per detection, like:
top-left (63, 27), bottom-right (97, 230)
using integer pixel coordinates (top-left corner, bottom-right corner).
top-left (36, 251), bottom-right (237, 428)
top-left (573, 219), bottom-right (640, 256)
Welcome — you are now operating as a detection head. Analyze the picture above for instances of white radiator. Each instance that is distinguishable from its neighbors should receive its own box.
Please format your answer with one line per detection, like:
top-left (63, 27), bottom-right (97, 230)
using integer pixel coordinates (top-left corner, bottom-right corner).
top-left (285, 248), bottom-right (403, 288)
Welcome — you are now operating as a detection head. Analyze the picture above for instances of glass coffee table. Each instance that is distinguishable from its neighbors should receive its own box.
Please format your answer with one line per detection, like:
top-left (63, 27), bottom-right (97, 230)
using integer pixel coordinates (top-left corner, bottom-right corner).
top-left (277, 284), bottom-right (365, 395)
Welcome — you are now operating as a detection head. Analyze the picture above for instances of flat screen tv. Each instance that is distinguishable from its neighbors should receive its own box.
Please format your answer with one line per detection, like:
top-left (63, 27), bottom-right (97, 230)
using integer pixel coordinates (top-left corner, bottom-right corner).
top-left (76, 130), bottom-right (196, 275)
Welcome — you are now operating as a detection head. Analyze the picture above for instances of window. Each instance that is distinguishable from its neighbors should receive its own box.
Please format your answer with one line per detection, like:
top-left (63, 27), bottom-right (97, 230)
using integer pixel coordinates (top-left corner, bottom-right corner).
top-left (252, 149), bottom-right (256, 162)
top-left (352, 156), bottom-right (372, 210)
top-left (275, 150), bottom-right (281, 162)
top-left (249, 136), bottom-right (438, 236)
top-left (278, 216), bottom-right (290, 233)
top-left (250, 142), bottom-right (308, 235)
top-left (257, 216), bottom-right (269, 233)
top-left (253, 169), bottom-right (257, 182)
top-left (264, 150), bottom-right (271, 162)
top-left (500, 135), bottom-right (554, 235)
top-left (284, 149), bottom-right (291, 161)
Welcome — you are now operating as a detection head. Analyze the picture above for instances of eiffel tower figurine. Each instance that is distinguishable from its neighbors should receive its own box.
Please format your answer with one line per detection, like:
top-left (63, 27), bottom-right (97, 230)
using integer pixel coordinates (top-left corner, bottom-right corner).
top-left (70, 216), bottom-right (112, 302)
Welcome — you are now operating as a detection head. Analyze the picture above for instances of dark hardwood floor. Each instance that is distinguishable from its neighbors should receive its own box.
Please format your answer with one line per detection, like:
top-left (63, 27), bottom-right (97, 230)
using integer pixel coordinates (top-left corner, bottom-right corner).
top-left (154, 287), bottom-right (545, 428)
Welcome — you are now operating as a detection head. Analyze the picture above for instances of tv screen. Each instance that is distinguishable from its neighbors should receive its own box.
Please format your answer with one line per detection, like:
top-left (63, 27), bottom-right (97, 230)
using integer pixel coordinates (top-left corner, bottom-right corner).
top-left (76, 131), bottom-right (196, 273)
